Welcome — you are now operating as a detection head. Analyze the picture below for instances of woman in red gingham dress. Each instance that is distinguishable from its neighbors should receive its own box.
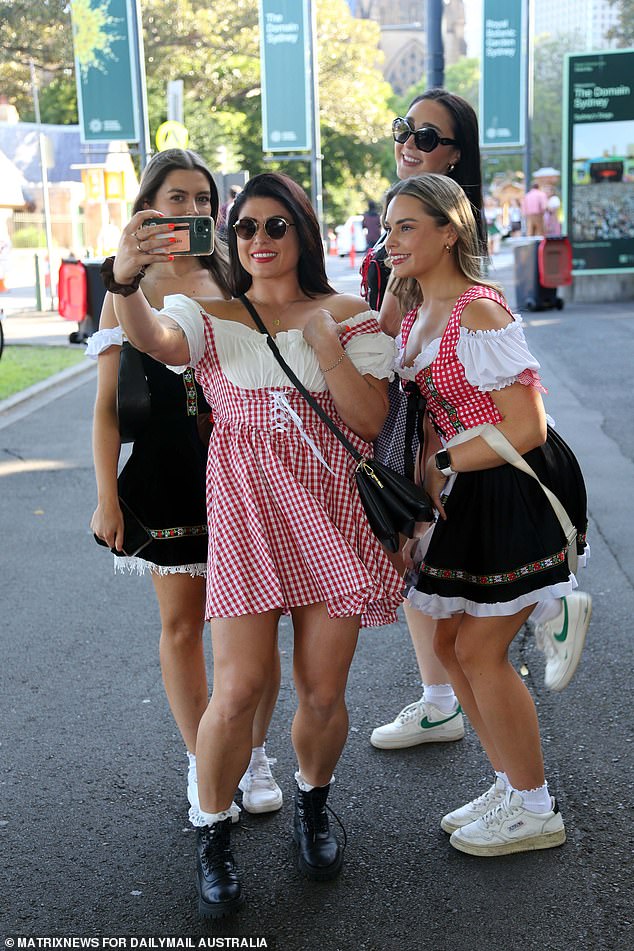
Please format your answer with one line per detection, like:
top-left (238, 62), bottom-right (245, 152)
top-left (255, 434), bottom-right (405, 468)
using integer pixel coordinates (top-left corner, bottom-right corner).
top-left (109, 172), bottom-right (402, 917)
top-left (384, 174), bottom-right (588, 860)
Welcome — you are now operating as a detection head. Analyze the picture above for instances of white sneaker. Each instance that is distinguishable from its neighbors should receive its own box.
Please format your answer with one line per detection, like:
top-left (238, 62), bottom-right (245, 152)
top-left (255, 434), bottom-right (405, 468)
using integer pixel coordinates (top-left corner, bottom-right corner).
top-left (370, 699), bottom-right (464, 750)
top-left (440, 776), bottom-right (507, 833)
top-left (238, 754), bottom-right (283, 814)
top-left (534, 592), bottom-right (592, 692)
top-left (449, 789), bottom-right (566, 857)
top-left (187, 759), bottom-right (240, 824)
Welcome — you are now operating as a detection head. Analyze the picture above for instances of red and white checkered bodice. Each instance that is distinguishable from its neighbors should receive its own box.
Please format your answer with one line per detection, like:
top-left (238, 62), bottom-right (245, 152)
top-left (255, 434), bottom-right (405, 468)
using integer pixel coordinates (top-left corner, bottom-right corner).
top-left (400, 285), bottom-right (516, 441)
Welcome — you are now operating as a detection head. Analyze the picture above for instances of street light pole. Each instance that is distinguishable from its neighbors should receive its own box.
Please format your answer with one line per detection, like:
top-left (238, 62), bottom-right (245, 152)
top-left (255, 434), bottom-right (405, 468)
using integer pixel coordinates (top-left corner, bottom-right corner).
top-left (29, 59), bottom-right (55, 311)
top-left (307, 0), bottom-right (324, 236)
top-left (427, 0), bottom-right (445, 88)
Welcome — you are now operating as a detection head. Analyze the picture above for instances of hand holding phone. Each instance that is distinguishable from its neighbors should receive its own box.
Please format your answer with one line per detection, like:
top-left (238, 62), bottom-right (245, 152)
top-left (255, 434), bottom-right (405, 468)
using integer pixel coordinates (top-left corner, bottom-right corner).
top-left (142, 216), bottom-right (214, 256)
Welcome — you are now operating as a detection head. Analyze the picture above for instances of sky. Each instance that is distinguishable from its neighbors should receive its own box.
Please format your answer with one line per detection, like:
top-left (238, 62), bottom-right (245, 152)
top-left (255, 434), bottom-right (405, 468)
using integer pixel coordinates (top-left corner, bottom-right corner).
top-left (463, 0), bottom-right (483, 58)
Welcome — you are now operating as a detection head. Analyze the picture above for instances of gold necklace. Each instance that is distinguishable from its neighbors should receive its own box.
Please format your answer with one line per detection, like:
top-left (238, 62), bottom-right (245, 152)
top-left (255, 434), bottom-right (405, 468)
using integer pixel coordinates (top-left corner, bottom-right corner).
top-left (248, 295), bottom-right (307, 328)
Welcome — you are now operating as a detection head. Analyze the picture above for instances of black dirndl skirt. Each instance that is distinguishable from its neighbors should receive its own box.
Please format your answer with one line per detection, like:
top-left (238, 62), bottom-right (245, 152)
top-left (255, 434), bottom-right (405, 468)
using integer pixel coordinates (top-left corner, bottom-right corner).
top-left (408, 426), bottom-right (588, 618)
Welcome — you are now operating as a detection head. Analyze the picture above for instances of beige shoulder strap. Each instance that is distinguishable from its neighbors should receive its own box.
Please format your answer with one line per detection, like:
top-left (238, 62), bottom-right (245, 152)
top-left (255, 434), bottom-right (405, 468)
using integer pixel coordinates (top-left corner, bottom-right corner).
top-left (478, 424), bottom-right (578, 574)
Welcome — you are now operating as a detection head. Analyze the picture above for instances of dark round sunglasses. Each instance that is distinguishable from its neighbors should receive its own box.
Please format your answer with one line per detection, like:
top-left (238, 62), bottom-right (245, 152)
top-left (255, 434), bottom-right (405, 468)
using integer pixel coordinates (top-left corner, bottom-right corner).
top-left (392, 117), bottom-right (458, 153)
top-left (233, 216), bottom-right (296, 240)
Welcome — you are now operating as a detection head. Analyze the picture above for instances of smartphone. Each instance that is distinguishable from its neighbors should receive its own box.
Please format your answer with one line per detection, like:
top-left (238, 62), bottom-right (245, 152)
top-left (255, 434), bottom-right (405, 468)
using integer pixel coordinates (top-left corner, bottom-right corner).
top-left (143, 215), bottom-right (214, 256)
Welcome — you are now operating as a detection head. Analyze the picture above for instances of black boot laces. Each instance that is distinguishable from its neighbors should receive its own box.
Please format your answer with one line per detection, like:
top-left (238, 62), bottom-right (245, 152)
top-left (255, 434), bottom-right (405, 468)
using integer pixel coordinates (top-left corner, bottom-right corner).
top-left (200, 822), bottom-right (233, 875)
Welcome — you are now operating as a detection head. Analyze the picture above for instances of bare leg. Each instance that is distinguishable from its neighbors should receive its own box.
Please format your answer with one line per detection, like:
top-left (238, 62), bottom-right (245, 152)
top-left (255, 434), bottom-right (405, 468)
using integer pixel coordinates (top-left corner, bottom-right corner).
top-left (251, 634), bottom-right (281, 748)
top-left (403, 599), bottom-right (450, 686)
top-left (435, 606), bottom-right (544, 790)
top-left (152, 572), bottom-right (207, 754)
top-left (291, 604), bottom-right (360, 787)
top-left (196, 611), bottom-right (281, 813)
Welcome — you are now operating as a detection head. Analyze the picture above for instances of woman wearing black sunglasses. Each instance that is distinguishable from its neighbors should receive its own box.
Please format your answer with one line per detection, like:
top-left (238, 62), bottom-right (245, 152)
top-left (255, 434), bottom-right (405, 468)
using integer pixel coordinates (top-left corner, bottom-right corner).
top-left (105, 171), bottom-right (402, 918)
top-left (364, 90), bottom-right (486, 754)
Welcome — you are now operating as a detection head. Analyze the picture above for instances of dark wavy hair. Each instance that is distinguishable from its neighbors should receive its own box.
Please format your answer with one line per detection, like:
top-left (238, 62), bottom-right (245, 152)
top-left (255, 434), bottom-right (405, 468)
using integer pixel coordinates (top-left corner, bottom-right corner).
top-left (407, 89), bottom-right (486, 252)
top-left (132, 148), bottom-right (230, 296)
top-left (226, 172), bottom-right (336, 298)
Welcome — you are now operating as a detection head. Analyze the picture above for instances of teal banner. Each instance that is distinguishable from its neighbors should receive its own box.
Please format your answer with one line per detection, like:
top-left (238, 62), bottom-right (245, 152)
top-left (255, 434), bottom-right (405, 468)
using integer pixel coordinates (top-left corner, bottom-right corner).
top-left (259, 0), bottom-right (311, 153)
top-left (563, 49), bottom-right (634, 274)
top-left (71, 0), bottom-right (140, 143)
top-left (480, 0), bottom-right (526, 148)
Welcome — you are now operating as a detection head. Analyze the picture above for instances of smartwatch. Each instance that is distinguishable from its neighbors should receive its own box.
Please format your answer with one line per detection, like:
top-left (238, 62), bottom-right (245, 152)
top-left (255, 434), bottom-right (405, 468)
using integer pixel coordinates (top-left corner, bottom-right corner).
top-left (435, 449), bottom-right (453, 477)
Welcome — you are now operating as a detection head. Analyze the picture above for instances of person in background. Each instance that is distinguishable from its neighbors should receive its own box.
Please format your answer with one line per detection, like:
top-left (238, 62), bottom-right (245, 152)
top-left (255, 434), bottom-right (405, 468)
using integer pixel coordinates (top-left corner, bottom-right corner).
top-left (509, 198), bottom-right (522, 235)
top-left (521, 181), bottom-right (548, 236)
top-left (385, 172), bottom-right (589, 856)
top-left (89, 149), bottom-right (282, 825)
top-left (362, 200), bottom-right (382, 250)
top-left (217, 184), bottom-right (242, 237)
top-left (543, 194), bottom-right (562, 237)
top-left (106, 171), bottom-right (402, 918)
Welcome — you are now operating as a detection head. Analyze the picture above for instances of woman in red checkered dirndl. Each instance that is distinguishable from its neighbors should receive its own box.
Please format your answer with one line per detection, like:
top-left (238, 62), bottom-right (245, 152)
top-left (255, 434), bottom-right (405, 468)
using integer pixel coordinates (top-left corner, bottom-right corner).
top-left (110, 172), bottom-right (403, 914)
top-left (384, 174), bottom-right (588, 859)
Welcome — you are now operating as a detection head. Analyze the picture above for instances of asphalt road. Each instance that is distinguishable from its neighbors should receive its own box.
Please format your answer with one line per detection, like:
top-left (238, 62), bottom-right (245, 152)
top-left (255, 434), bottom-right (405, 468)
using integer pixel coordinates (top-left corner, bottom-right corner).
top-left (1, 252), bottom-right (633, 950)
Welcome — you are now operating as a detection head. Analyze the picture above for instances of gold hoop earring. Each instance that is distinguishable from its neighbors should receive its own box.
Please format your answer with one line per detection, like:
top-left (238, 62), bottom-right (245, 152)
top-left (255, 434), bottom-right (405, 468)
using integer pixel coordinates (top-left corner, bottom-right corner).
top-left (445, 244), bottom-right (452, 253)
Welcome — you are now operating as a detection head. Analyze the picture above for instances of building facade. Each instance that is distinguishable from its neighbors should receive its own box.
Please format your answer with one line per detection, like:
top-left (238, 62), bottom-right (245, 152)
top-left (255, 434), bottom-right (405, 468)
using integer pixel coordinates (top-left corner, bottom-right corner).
top-left (533, 0), bottom-right (620, 49)
top-left (348, 0), bottom-right (466, 96)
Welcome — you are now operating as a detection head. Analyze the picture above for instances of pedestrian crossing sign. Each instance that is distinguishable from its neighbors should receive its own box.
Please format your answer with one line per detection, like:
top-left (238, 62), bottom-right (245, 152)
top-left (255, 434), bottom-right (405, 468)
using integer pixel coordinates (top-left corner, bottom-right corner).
top-left (156, 121), bottom-right (189, 151)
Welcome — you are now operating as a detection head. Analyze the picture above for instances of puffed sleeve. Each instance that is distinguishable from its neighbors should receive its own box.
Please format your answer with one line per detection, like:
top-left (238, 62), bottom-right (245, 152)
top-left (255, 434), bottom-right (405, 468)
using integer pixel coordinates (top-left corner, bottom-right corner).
top-left (457, 317), bottom-right (546, 393)
top-left (160, 293), bottom-right (207, 372)
top-left (339, 311), bottom-right (396, 380)
top-left (85, 326), bottom-right (124, 359)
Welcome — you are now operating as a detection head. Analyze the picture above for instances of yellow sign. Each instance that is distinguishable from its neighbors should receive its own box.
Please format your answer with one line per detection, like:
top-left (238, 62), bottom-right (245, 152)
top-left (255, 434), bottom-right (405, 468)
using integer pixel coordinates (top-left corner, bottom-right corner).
top-left (156, 120), bottom-right (189, 151)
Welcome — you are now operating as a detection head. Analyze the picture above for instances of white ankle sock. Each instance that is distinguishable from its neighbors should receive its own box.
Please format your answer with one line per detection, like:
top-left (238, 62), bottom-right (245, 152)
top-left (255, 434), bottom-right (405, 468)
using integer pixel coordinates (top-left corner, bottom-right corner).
top-left (189, 806), bottom-right (232, 828)
top-left (515, 782), bottom-right (552, 813)
top-left (530, 598), bottom-right (563, 624)
top-left (295, 770), bottom-right (334, 792)
top-left (187, 751), bottom-right (196, 769)
top-left (422, 683), bottom-right (457, 714)
top-left (250, 745), bottom-right (266, 766)
top-left (495, 770), bottom-right (511, 789)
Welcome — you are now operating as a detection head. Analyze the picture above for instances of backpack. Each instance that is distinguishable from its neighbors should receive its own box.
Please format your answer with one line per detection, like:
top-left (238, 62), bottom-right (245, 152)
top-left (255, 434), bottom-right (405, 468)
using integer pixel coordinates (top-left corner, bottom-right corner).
top-left (359, 234), bottom-right (390, 311)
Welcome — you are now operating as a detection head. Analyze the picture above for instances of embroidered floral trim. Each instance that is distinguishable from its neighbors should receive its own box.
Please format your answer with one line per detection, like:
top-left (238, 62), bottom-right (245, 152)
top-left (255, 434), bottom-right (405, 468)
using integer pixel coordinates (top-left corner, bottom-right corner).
top-left (419, 547), bottom-right (568, 586)
top-left (182, 368), bottom-right (198, 416)
top-left (419, 365), bottom-right (466, 433)
top-left (149, 524), bottom-right (208, 540)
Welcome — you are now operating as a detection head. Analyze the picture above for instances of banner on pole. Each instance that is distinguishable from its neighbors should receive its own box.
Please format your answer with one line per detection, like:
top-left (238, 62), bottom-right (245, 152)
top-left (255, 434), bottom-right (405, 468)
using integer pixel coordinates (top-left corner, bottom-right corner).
top-left (259, 0), bottom-right (311, 153)
top-left (563, 49), bottom-right (634, 274)
top-left (480, 0), bottom-right (526, 148)
top-left (71, 0), bottom-right (140, 143)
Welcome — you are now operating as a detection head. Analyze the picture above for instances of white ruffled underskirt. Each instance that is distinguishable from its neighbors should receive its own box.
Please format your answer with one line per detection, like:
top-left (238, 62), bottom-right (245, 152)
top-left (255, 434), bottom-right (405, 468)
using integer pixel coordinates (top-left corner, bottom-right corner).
top-left (113, 555), bottom-right (207, 577)
top-left (406, 547), bottom-right (589, 620)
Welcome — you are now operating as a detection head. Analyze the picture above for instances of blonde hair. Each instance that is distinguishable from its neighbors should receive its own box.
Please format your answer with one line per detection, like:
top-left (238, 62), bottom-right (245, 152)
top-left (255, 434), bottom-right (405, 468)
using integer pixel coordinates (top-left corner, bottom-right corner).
top-left (385, 173), bottom-right (502, 312)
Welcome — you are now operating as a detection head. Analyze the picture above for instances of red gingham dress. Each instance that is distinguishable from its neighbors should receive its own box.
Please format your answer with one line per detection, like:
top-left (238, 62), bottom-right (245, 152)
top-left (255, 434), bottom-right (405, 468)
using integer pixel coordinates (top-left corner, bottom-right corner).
top-left (190, 314), bottom-right (403, 627)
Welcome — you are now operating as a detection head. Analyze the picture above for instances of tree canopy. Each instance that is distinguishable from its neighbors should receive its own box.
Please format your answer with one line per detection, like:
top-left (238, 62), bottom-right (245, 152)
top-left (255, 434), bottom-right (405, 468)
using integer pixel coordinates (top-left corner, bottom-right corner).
top-left (0, 0), bottom-right (394, 225)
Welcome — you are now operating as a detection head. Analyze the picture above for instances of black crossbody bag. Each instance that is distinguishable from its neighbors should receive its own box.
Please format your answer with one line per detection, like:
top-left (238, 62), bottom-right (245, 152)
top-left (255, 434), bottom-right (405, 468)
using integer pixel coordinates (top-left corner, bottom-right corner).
top-left (239, 295), bottom-right (433, 553)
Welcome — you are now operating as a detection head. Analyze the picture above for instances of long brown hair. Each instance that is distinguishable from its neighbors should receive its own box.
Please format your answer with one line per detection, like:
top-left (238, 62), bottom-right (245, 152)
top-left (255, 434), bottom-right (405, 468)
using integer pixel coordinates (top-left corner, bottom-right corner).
top-left (132, 148), bottom-right (230, 296)
top-left (226, 172), bottom-right (336, 297)
top-left (386, 174), bottom-right (502, 312)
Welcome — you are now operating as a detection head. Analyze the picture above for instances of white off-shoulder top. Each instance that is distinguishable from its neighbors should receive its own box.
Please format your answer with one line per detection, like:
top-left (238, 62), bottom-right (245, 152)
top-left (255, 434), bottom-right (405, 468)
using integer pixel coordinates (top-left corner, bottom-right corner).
top-left (161, 294), bottom-right (396, 391)
top-left (396, 315), bottom-right (543, 393)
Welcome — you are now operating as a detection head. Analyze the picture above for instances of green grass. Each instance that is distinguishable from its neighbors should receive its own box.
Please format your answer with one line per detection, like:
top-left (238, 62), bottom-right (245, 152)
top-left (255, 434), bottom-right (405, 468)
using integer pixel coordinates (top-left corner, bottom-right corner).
top-left (0, 345), bottom-right (87, 400)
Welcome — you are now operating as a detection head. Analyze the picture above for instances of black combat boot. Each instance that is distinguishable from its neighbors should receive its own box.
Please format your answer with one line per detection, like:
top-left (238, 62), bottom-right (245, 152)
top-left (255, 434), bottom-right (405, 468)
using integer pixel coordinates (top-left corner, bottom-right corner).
top-left (196, 817), bottom-right (243, 918)
top-left (293, 782), bottom-right (344, 881)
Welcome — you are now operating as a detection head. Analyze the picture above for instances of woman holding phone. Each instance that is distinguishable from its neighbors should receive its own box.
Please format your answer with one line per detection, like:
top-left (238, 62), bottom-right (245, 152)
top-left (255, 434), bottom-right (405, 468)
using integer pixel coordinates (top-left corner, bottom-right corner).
top-left (89, 149), bottom-right (283, 822)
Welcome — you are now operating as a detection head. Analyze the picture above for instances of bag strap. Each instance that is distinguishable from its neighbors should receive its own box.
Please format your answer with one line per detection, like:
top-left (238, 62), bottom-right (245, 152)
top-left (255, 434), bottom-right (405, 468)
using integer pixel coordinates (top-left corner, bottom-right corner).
top-left (479, 423), bottom-right (578, 573)
top-left (238, 294), bottom-right (364, 463)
